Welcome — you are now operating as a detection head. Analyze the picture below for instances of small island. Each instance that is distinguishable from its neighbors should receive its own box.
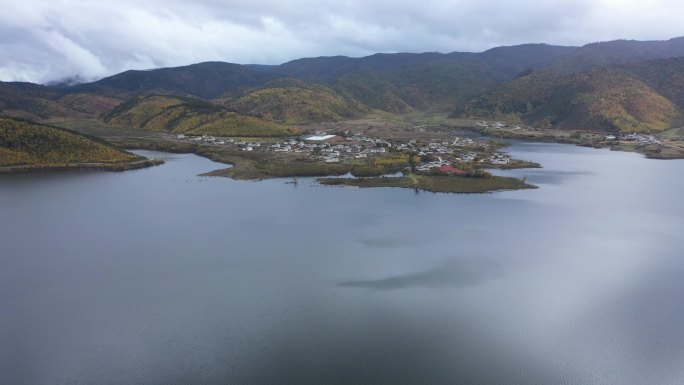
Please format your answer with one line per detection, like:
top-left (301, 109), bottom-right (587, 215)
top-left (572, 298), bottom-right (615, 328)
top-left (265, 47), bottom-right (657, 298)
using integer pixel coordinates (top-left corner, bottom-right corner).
top-left (318, 173), bottom-right (535, 193)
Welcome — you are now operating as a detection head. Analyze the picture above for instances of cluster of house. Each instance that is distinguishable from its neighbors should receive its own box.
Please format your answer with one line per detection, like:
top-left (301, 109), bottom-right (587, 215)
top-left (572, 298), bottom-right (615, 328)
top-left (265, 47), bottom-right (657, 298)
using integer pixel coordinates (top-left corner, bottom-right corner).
top-left (485, 153), bottom-right (512, 165)
top-left (476, 121), bottom-right (523, 130)
top-left (415, 157), bottom-right (453, 172)
top-left (175, 130), bottom-right (509, 170)
top-left (177, 134), bottom-right (231, 145)
top-left (606, 133), bottom-right (661, 145)
top-left (402, 138), bottom-right (481, 156)
top-left (310, 133), bottom-right (392, 163)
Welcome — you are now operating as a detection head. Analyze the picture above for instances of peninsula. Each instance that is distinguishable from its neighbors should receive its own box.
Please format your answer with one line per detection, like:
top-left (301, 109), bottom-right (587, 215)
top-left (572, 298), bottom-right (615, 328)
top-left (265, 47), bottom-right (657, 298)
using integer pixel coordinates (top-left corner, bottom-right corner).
top-left (0, 117), bottom-right (162, 173)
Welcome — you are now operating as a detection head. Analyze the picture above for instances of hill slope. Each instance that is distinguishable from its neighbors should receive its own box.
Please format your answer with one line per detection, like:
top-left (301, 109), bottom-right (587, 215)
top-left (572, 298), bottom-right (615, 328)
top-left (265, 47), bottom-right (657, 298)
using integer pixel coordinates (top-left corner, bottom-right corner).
top-left (71, 62), bottom-right (280, 99)
top-left (3, 37), bottom-right (684, 133)
top-left (0, 116), bottom-right (140, 168)
top-left (103, 95), bottom-right (299, 137)
top-left (274, 45), bottom-right (578, 112)
top-left (464, 67), bottom-right (682, 132)
top-left (0, 82), bottom-right (121, 120)
top-left (61, 44), bottom-right (580, 113)
top-left (625, 57), bottom-right (684, 111)
top-left (223, 79), bottom-right (367, 123)
top-left (551, 37), bottom-right (684, 74)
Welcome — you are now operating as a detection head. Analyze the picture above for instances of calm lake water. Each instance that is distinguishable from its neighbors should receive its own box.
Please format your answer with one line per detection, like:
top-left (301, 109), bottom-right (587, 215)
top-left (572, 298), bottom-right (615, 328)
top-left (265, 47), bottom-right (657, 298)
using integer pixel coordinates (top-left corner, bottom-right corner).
top-left (1, 143), bottom-right (683, 385)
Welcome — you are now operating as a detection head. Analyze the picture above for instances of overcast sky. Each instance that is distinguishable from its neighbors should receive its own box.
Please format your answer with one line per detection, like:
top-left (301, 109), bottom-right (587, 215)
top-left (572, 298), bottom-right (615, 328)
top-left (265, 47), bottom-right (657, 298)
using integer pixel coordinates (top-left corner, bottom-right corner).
top-left (1, 0), bottom-right (682, 84)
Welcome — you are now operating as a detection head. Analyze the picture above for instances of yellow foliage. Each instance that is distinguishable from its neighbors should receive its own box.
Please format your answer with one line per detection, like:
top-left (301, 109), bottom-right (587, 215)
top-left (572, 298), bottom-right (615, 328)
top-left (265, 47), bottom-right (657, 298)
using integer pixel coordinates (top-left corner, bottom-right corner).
top-left (0, 117), bottom-right (138, 167)
top-left (104, 95), bottom-right (297, 137)
top-left (227, 85), bottom-right (366, 123)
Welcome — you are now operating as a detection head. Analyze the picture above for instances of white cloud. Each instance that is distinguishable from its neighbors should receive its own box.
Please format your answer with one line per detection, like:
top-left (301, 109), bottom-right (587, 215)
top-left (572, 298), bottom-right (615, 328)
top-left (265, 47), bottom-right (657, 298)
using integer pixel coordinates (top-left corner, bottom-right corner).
top-left (0, 0), bottom-right (682, 83)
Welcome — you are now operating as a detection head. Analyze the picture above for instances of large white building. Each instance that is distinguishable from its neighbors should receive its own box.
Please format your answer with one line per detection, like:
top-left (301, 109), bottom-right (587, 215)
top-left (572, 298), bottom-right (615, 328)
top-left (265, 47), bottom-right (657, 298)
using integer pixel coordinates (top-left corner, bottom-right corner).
top-left (303, 134), bottom-right (340, 143)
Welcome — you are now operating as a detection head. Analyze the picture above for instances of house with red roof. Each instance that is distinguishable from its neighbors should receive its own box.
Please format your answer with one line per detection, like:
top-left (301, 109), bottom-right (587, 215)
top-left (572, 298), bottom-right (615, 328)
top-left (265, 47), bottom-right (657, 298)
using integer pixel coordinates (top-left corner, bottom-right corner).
top-left (438, 164), bottom-right (466, 175)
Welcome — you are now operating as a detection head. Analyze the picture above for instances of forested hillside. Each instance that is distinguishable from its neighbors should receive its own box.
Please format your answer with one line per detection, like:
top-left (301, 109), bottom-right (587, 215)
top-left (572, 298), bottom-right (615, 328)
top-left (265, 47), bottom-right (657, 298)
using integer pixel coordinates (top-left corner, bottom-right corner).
top-left (103, 95), bottom-right (299, 137)
top-left (2, 37), bottom-right (684, 132)
top-left (0, 116), bottom-right (140, 167)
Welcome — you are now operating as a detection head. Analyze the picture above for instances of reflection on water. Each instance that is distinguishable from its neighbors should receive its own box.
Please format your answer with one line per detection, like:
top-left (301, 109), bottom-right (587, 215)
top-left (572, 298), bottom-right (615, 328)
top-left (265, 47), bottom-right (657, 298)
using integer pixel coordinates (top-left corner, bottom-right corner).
top-left (1, 145), bottom-right (684, 385)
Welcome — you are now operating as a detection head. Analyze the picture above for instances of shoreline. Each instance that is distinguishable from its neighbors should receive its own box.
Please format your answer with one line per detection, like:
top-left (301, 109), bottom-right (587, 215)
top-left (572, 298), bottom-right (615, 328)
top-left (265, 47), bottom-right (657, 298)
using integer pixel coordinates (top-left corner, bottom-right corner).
top-left (318, 174), bottom-right (536, 193)
top-left (0, 158), bottom-right (164, 174)
top-left (107, 136), bottom-right (538, 193)
top-left (1, 114), bottom-right (556, 194)
top-left (466, 125), bottom-right (684, 160)
top-left (21, 115), bottom-right (551, 193)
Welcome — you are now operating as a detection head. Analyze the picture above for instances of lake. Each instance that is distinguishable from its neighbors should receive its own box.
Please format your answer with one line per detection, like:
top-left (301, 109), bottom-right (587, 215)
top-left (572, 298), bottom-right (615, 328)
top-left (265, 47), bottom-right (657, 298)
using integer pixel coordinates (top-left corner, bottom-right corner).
top-left (1, 143), bottom-right (683, 385)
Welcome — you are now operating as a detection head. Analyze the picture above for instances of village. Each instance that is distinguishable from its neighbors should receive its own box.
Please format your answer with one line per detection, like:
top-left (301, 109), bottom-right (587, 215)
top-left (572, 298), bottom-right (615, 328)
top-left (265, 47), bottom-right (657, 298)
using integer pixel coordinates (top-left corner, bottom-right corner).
top-left (605, 132), bottom-right (661, 145)
top-left (175, 129), bottom-right (518, 174)
top-left (172, 119), bottom-right (681, 174)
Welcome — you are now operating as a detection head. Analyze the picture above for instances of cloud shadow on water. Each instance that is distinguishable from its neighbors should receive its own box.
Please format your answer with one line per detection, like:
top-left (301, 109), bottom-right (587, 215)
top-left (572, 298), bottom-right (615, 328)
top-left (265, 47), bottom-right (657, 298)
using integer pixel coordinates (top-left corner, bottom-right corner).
top-left (356, 235), bottom-right (422, 249)
top-left (338, 255), bottom-right (505, 290)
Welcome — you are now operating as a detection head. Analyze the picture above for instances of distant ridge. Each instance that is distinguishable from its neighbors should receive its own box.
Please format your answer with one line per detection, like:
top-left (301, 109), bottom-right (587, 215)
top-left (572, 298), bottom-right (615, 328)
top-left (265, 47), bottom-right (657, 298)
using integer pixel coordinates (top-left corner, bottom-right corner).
top-left (2, 36), bottom-right (684, 132)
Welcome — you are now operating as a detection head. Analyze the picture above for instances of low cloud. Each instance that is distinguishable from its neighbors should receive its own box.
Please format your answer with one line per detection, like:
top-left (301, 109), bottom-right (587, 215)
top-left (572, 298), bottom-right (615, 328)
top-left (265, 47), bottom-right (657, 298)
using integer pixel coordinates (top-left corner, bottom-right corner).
top-left (1, 0), bottom-right (683, 83)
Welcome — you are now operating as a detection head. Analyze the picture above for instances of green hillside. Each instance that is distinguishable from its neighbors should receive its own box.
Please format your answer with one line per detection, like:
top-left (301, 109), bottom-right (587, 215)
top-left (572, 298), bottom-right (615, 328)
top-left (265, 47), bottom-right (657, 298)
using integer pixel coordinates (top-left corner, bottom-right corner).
top-left (458, 37), bottom-right (684, 133)
top-left (4, 37), bottom-right (684, 134)
top-left (280, 56), bottom-right (511, 112)
top-left (625, 57), bottom-right (684, 111)
top-left (464, 68), bottom-right (682, 132)
top-left (0, 82), bottom-right (122, 121)
top-left (103, 95), bottom-right (299, 137)
top-left (63, 45), bottom-right (581, 114)
top-left (225, 80), bottom-right (367, 123)
top-left (282, 46), bottom-right (576, 113)
top-left (57, 93), bottom-right (123, 116)
top-left (0, 82), bottom-right (78, 120)
top-left (0, 116), bottom-right (140, 168)
top-left (550, 37), bottom-right (684, 75)
top-left (71, 62), bottom-right (280, 99)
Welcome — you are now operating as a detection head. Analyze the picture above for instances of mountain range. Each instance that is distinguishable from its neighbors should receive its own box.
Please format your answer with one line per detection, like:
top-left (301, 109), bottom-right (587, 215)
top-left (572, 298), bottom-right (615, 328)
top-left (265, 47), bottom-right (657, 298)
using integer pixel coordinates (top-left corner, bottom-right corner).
top-left (3, 37), bottom-right (684, 133)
